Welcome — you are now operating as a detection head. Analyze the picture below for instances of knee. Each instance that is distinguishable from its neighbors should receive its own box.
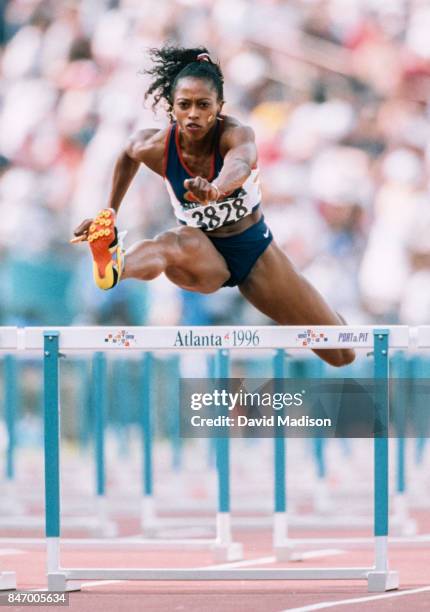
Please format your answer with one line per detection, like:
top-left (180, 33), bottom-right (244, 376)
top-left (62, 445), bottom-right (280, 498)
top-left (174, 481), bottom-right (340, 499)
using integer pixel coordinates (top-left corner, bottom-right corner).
top-left (198, 284), bottom-right (221, 295)
top-left (155, 227), bottom-right (201, 257)
top-left (176, 226), bottom-right (202, 255)
top-left (154, 230), bottom-right (177, 249)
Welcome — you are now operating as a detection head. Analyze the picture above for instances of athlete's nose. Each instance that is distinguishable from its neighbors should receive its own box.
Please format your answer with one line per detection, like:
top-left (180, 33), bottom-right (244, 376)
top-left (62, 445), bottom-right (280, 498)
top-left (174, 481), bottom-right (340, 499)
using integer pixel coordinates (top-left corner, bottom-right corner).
top-left (187, 105), bottom-right (200, 120)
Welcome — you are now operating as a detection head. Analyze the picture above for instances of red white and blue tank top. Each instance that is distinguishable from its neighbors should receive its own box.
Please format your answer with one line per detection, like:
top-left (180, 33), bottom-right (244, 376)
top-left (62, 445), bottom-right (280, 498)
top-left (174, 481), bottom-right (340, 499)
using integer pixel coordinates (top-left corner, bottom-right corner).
top-left (163, 121), bottom-right (262, 232)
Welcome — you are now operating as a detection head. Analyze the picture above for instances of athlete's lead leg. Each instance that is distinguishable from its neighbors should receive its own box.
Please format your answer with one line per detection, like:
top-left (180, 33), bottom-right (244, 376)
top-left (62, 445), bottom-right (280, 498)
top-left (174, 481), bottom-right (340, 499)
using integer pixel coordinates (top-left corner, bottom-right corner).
top-left (122, 225), bottom-right (231, 293)
top-left (239, 242), bottom-right (355, 367)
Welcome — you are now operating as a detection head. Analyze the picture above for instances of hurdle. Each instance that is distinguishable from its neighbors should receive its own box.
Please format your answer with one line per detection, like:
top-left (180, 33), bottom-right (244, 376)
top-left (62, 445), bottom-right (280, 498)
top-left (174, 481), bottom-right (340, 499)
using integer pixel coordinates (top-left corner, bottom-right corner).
top-left (0, 327), bottom-right (19, 591)
top-left (22, 324), bottom-right (408, 592)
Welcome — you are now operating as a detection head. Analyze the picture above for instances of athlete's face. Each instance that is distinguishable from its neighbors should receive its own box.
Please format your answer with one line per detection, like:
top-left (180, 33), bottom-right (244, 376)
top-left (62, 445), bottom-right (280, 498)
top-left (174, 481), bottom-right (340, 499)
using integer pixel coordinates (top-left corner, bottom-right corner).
top-left (172, 77), bottom-right (223, 139)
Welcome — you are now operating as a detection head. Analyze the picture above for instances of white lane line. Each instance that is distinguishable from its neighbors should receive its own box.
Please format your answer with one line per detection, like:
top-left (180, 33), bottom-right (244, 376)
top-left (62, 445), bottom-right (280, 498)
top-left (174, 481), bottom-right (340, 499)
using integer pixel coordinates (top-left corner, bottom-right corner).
top-left (280, 585), bottom-right (430, 612)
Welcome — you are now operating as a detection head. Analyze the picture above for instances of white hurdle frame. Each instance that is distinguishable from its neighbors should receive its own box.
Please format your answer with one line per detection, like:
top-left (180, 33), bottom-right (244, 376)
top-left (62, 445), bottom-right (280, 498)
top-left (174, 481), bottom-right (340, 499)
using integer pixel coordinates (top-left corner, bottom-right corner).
top-left (416, 326), bottom-right (430, 349)
top-left (23, 325), bottom-right (410, 592)
top-left (0, 327), bottom-right (19, 591)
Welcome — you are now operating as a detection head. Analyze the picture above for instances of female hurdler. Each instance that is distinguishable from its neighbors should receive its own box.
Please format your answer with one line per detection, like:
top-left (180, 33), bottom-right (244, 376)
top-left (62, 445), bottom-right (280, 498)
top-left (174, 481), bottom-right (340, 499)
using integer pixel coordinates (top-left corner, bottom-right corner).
top-left (73, 46), bottom-right (355, 367)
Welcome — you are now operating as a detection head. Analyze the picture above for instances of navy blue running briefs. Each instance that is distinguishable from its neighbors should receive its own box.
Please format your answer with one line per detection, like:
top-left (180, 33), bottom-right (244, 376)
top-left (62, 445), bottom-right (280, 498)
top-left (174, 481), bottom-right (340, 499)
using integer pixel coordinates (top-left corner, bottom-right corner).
top-left (207, 216), bottom-right (273, 287)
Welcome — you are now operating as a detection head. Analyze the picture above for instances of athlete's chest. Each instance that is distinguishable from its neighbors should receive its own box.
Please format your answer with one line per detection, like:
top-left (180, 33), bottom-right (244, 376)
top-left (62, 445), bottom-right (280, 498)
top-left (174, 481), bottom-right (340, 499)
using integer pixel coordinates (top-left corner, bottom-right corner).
top-left (179, 150), bottom-right (214, 180)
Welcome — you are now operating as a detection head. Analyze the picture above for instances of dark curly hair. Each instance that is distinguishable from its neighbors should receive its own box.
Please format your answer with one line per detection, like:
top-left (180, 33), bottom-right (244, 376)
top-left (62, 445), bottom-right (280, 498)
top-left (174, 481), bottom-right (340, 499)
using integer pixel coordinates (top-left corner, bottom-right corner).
top-left (144, 45), bottom-right (224, 114)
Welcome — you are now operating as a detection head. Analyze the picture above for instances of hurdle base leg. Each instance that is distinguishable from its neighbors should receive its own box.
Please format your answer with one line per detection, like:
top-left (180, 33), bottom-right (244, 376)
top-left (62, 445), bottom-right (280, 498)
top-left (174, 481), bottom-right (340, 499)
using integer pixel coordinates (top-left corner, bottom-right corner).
top-left (274, 544), bottom-right (295, 561)
top-left (0, 572), bottom-right (16, 591)
top-left (391, 495), bottom-right (417, 536)
top-left (390, 517), bottom-right (417, 537)
top-left (212, 542), bottom-right (243, 562)
top-left (212, 513), bottom-right (243, 562)
top-left (273, 513), bottom-right (294, 561)
top-left (313, 480), bottom-right (331, 514)
top-left (141, 496), bottom-right (159, 537)
top-left (95, 496), bottom-right (118, 538)
top-left (95, 522), bottom-right (118, 538)
top-left (47, 573), bottom-right (81, 592)
top-left (367, 570), bottom-right (399, 592)
top-left (0, 481), bottom-right (26, 516)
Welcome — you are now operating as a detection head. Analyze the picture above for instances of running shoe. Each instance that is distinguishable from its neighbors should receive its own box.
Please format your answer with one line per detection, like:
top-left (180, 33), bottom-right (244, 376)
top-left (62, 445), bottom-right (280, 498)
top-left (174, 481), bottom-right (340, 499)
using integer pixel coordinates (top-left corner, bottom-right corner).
top-left (87, 209), bottom-right (124, 290)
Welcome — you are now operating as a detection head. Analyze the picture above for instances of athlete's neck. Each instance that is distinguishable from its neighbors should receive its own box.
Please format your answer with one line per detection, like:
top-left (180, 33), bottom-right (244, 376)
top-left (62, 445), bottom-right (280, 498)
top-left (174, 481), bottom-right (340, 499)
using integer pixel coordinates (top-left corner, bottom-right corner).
top-left (178, 124), bottom-right (217, 156)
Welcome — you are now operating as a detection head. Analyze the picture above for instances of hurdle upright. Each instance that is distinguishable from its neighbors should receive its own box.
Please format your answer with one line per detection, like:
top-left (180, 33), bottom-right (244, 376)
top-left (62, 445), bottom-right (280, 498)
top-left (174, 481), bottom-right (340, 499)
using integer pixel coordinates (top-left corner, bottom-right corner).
top-left (24, 325), bottom-right (409, 593)
top-left (0, 327), bottom-right (18, 592)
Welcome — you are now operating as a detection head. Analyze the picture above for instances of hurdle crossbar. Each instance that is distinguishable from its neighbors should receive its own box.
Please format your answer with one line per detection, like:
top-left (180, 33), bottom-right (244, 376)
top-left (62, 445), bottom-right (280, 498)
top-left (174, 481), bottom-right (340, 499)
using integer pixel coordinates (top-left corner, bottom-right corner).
top-left (0, 328), bottom-right (19, 351)
top-left (416, 326), bottom-right (430, 347)
top-left (25, 325), bottom-right (410, 351)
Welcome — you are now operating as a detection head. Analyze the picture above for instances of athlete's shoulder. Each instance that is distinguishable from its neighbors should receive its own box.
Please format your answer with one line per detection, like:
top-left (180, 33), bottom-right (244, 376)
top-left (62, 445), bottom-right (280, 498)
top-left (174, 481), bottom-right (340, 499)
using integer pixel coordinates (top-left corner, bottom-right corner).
top-left (218, 115), bottom-right (257, 165)
top-left (126, 127), bottom-right (171, 175)
top-left (127, 127), bottom-right (168, 158)
top-left (218, 115), bottom-right (256, 155)
top-left (219, 115), bottom-right (255, 138)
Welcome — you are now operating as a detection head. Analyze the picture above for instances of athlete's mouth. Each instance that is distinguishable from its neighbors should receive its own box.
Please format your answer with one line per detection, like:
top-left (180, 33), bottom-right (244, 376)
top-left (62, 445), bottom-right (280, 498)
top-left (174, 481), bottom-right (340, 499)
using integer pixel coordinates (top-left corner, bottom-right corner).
top-left (186, 123), bottom-right (202, 129)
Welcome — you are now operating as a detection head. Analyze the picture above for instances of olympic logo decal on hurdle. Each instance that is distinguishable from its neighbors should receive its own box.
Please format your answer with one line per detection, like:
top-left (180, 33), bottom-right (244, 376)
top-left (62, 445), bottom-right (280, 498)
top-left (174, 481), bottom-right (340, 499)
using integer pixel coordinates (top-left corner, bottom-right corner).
top-left (104, 329), bottom-right (137, 347)
top-left (296, 329), bottom-right (329, 347)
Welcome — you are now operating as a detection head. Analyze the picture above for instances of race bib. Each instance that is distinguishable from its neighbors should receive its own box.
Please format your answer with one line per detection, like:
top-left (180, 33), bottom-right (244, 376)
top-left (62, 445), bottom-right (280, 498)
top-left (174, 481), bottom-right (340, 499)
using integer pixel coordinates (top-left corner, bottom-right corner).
top-left (181, 192), bottom-right (253, 232)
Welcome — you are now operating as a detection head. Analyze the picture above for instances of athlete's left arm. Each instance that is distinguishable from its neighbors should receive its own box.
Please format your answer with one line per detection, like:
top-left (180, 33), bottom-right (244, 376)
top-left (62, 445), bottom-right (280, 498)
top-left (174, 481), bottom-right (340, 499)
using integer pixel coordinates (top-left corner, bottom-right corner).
top-left (212, 125), bottom-right (257, 197)
top-left (184, 126), bottom-right (257, 204)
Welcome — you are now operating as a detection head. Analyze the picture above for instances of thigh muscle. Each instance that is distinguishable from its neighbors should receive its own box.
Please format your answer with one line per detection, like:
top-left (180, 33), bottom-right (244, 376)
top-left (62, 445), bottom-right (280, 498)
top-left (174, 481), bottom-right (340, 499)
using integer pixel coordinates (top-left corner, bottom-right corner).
top-left (162, 226), bottom-right (230, 293)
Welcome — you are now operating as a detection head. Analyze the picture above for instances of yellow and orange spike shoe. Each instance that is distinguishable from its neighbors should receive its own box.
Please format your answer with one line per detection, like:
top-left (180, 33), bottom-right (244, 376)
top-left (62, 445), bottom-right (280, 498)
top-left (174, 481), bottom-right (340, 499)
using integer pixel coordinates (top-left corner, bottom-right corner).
top-left (87, 209), bottom-right (124, 290)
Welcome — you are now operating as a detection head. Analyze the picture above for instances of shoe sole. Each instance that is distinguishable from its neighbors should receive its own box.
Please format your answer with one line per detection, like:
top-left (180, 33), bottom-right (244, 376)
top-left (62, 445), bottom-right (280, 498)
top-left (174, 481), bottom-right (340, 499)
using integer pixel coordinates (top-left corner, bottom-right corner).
top-left (88, 209), bottom-right (119, 289)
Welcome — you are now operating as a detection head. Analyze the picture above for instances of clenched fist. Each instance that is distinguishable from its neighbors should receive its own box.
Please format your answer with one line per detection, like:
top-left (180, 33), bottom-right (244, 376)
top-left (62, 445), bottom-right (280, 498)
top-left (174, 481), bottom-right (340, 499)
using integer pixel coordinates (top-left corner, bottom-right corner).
top-left (184, 177), bottom-right (221, 205)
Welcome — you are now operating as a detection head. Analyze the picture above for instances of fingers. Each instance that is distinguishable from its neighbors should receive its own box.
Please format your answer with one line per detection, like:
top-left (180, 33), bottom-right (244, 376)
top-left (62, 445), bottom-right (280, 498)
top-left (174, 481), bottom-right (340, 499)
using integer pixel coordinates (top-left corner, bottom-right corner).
top-left (70, 235), bottom-right (87, 244)
top-left (183, 178), bottom-right (195, 190)
top-left (74, 219), bottom-right (93, 237)
top-left (71, 218), bottom-right (93, 244)
top-left (183, 177), bottom-right (218, 204)
top-left (184, 191), bottom-right (200, 203)
top-left (184, 177), bottom-right (207, 193)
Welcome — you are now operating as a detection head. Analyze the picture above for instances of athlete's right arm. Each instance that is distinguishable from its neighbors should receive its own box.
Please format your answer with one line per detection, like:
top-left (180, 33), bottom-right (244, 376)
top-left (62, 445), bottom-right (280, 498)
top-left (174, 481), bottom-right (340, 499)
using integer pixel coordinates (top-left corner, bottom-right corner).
top-left (73, 129), bottom-right (165, 239)
top-left (108, 129), bottom-right (166, 211)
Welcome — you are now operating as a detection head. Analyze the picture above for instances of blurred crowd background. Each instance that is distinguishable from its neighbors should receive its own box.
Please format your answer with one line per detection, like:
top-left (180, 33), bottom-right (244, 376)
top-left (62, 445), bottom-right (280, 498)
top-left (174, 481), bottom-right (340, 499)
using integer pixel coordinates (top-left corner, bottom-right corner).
top-left (1, 0), bottom-right (430, 328)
